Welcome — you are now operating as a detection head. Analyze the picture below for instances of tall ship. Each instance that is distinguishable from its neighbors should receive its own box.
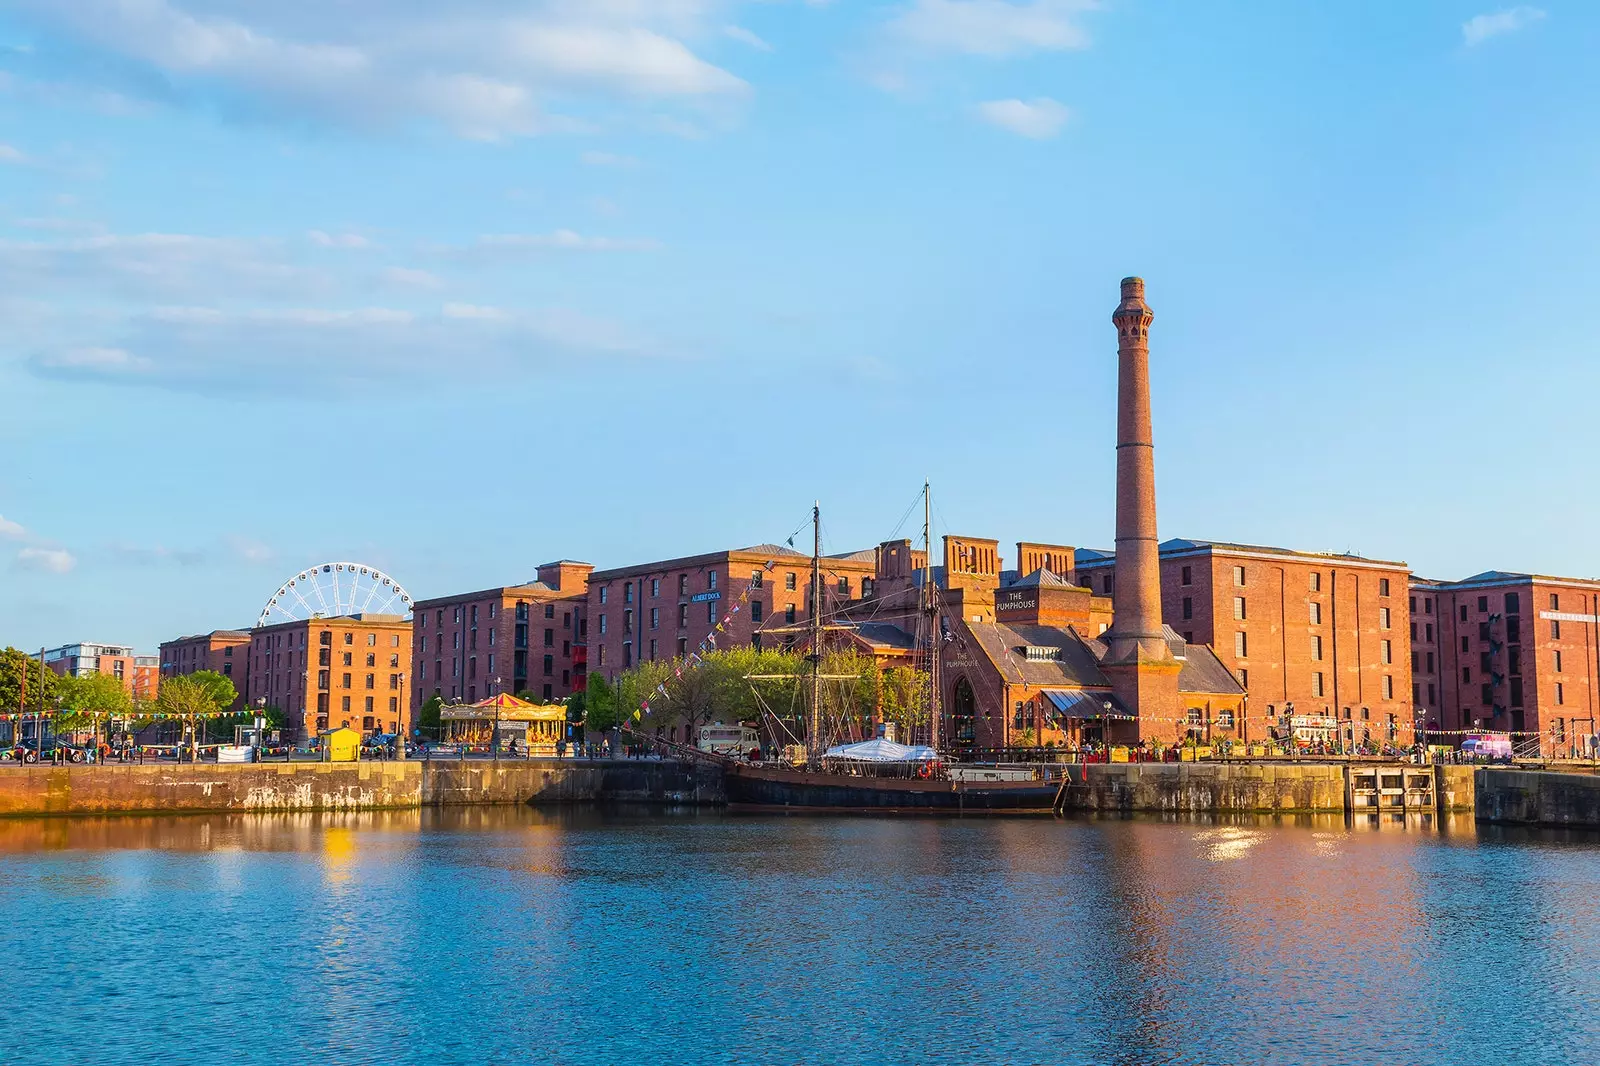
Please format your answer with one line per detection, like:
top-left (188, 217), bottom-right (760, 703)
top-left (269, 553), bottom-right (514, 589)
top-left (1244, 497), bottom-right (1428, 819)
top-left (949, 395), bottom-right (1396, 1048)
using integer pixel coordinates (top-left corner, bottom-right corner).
top-left (722, 493), bottom-right (1070, 813)
top-left (720, 278), bottom-right (1245, 812)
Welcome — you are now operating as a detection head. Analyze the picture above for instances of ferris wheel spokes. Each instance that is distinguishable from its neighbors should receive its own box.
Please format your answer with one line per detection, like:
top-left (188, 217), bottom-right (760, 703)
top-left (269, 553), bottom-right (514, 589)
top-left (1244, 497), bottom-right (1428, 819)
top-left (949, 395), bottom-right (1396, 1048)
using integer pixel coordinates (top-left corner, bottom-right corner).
top-left (256, 562), bottom-right (413, 628)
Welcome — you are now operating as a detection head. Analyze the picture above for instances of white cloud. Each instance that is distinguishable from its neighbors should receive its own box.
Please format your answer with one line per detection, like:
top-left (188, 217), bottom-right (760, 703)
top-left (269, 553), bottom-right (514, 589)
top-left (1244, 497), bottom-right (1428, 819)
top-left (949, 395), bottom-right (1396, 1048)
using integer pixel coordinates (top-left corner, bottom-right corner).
top-left (581, 149), bottom-right (641, 167)
top-left (25, 300), bottom-right (655, 392)
top-left (0, 515), bottom-right (25, 539)
top-left (724, 25), bottom-right (772, 51)
top-left (442, 302), bottom-right (512, 321)
top-left (974, 96), bottom-right (1070, 138)
top-left (225, 535), bottom-right (274, 564)
top-left (0, 232), bottom-right (332, 301)
top-left (308, 229), bottom-right (371, 248)
top-left (37, 346), bottom-right (155, 374)
top-left (0, 143), bottom-right (27, 164)
top-left (8, 0), bottom-right (749, 139)
top-left (888, 0), bottom-right (1094, 57)
top-left (475, 229), bottom-right (662, 252)
top-left (381, 266), bottom-right (443, 289)
top-left (108, 543), bottom-right (207, 567)
top-left (1462, 7), bottom-right (1545, 46)
top-left (16, 547), bottom-right (75, 574)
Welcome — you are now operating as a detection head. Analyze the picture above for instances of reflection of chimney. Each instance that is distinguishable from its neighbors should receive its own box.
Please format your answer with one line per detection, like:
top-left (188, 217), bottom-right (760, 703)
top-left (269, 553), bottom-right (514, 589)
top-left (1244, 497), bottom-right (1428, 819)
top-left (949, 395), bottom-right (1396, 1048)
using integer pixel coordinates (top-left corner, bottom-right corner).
top-left (1106, 276), bottom-right (1172, 665)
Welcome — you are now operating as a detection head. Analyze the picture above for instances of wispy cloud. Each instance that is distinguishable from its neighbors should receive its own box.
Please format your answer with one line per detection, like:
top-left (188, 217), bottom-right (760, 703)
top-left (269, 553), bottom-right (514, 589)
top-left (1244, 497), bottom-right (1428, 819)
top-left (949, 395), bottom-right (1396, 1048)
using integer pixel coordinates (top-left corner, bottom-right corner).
top-left (35, 346), bottom-right (154, 374)
top-left (1462, 6), bottom-right (1546, 46)
top-left (472, 229), bottom-right (662, 253)
top-left (887, 0), bottom-right (1095, 57)
top-left (16, 547), bottom-right (75, 574)
top-left (974, 97), bottom-right (1070, 138)
top-left (580, 150), bottom-right (640, 168)
top-left (26, 300), bottom-right (656, 392)
top-left (0, 232), bottom-right (333, 301)
top-left (0, 143), bottom-right (27, 164)
top-left (6, 0), bottom-right (749, 139)
top-left (308, 230), bottom-right (371, 249)
top-left (225, 535), bottom-right (274, 565)
top-left (107, 543), bottom-right (207, 567)
top-left (724, 25), bottom-right (773, 52)
top-left (380, 266), bottom-right (443, 289)
top-left (0, 515), bottom-right (25, 539)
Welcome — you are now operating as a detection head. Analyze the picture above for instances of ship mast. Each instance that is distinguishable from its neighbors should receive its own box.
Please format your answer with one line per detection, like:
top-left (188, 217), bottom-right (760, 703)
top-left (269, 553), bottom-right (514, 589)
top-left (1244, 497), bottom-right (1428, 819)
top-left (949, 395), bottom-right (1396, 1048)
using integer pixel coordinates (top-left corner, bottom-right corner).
top-left (807, 501), bottom-right (823, 763)
top-left (923, 481), bottom-right (941, 753)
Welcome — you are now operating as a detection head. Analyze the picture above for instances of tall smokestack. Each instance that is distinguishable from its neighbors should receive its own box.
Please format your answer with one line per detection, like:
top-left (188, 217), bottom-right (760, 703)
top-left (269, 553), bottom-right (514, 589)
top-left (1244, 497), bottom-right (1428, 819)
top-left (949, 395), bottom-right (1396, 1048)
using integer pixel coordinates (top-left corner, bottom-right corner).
top-left (1106, 276), bottom-right (1172, 665)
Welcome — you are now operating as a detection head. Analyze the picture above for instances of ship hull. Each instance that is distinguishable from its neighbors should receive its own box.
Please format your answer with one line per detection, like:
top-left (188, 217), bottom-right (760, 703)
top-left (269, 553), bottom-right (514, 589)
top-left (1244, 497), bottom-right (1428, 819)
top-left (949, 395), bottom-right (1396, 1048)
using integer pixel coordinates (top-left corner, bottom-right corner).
top-left (723, 763), bottom-right (1063, 813)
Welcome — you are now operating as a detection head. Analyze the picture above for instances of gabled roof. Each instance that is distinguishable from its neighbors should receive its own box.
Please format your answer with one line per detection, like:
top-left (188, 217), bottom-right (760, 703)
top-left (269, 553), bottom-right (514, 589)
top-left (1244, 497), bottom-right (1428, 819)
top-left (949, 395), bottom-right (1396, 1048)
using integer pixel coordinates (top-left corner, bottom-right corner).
top-left (1007, 567), bottom-right (1076, 590)
top-left (738, 543), bottom-right (809, 557)
top-left (958, 620), bottom-right (1244, 699)
top-left (842, 622), bottom-right (919, 651)
top-left (1459, 570), bottom-right (1530, 583)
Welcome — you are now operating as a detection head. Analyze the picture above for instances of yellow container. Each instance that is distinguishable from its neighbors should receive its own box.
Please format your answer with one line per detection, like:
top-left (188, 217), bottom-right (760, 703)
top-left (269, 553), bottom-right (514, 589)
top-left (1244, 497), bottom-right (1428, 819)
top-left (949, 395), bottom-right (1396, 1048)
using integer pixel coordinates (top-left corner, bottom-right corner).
top-left (1110, 746), bottom-right (1130, 763)
top-left (320, 727), bottom-right (361, 762)
top-left (1248, 745), bottom-right (1266, 757)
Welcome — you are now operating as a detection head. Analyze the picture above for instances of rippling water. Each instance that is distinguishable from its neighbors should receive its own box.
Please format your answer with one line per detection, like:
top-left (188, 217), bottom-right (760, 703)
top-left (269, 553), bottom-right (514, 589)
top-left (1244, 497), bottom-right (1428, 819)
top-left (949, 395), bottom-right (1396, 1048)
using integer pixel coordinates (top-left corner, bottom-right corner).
top-left (2, 809), bottom-right (1597, 1066)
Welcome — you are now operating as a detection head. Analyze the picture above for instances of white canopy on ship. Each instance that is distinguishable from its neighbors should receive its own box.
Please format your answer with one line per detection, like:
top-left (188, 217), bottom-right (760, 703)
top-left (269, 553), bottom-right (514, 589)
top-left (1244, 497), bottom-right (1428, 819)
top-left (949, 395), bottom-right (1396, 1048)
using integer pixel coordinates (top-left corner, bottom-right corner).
top-left (821, 738), bottom-right (939, 763)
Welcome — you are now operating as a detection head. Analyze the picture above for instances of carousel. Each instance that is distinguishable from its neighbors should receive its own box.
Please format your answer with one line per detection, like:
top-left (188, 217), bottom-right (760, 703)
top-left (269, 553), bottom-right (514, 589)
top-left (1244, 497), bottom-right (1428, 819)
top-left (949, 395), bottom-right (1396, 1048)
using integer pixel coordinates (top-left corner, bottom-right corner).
top-left (440, 693), bottom-right (568, 754)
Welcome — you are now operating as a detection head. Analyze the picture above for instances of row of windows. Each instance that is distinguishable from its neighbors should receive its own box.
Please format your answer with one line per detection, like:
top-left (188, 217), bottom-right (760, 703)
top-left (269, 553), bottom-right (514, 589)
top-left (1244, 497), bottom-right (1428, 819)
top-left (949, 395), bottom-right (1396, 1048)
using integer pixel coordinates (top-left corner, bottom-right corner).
top-left (313, 694), bottom-right (398, 715)
top-left (1173, 564), bottom-right (1392, 597)
top-left (597, 570), bottom-right (863, 605)
top-left (597, 600), bottom-right (796, 636)
top-left (1198, 598), bottom-right (1390, 629)
top-left (315, 671), bottom-right (402, 691)
top-left (420, 602), bottom-right (568, 627)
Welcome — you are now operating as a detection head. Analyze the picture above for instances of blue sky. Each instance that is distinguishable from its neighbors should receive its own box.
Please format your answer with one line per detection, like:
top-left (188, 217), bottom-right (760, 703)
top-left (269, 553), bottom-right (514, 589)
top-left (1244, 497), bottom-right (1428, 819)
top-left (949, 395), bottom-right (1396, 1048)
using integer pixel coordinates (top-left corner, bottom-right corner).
top-left (1, 1), bottom-right (1595, 652)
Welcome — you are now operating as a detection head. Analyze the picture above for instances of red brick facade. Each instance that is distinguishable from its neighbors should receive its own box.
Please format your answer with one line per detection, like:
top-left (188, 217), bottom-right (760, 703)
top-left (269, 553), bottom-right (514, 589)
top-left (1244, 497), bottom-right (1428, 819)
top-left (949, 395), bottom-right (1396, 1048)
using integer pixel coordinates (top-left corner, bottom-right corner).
top-left (1076, 541), bottom-right (1416, 745)
top-left (586, 545), bottom-right (878, 682)
top-left (411, 560), bottom-right (593, 710)
top-left (158, 630), bottom-right (250, 708)
top-left (246, 615), bottom-right (413, 741)
top-left (1411, 572), bottom-right (1600, 757)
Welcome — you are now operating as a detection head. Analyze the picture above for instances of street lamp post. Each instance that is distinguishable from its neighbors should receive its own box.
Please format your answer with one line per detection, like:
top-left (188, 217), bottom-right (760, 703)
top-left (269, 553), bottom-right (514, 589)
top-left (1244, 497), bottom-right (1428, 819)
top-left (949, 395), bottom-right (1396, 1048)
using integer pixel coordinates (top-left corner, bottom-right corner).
top-left (394, 673), bottom-right (406, 761)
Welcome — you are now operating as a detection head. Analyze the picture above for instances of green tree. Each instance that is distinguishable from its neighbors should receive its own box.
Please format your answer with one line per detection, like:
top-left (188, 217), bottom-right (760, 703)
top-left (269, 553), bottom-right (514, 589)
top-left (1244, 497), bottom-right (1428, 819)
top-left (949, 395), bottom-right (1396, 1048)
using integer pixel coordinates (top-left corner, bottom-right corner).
top-left (0, 647), bottom-right (57, 716)
top-left (419, 694), bottom-right (444, 739)
top-left (876, 665), bottom-right (932, 740)
top-left (54, 671), bottom-right (134, 733)
top-left (148, 672), bottom-right (233, 721)
top-left (582, 673), bottom-right (618, 734)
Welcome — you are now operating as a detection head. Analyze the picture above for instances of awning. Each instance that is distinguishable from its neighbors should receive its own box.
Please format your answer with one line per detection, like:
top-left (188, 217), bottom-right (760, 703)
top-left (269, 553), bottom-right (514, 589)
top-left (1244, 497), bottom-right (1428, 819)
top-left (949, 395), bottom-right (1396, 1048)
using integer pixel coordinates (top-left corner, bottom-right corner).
top-left (822, 738), bottom-right (939, 763)
top-left (1043, 690), bottom-right (1110, 716)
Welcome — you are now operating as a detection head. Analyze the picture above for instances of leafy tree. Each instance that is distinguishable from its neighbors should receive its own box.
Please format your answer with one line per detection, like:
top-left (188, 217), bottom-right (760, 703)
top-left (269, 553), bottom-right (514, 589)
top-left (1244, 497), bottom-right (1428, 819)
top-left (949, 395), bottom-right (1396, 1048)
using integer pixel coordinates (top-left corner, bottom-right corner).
top-left (610, 647), bottom-right (884, 747)
top-left (148, 672), bottom-right (234, 722)
top-left (582, 673), bottom-right (618, 734)
top-left (54, 672), bottom-right (134, 733)
top-left (0, 647), bottom-right (57, 716)
top-left (419, 694), bottom-right (444, 738)
top-left (876, 665), bottom-right (932, 741)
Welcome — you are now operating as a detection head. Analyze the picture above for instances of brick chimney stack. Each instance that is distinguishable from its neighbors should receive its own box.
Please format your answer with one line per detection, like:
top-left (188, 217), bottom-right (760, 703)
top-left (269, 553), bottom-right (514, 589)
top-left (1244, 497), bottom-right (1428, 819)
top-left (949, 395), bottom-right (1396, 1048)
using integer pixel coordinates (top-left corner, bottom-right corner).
top-left (1105, 277), bottom-right (1171, 664)
top-left (1102, 277), bottom-right (1180, 741)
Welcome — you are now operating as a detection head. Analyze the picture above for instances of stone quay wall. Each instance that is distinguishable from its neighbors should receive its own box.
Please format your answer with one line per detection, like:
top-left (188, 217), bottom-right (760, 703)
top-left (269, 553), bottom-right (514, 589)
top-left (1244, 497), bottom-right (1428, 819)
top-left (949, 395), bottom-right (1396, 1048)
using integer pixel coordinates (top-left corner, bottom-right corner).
top-left (1475, 768), bottom-right (1600, 827)
top-left (0, 759), bottom-right (1506, 821)
top-left (0, 762), bottom-right (424, 815)
top-left (0, 757), bottom-right (727, 816)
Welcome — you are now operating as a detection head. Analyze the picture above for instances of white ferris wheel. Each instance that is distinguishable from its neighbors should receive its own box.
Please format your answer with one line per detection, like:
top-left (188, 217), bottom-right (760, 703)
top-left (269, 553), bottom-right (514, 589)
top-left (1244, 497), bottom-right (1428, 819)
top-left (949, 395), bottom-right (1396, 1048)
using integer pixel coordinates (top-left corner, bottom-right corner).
top-left (257, 561), bottom-right (413, 628)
